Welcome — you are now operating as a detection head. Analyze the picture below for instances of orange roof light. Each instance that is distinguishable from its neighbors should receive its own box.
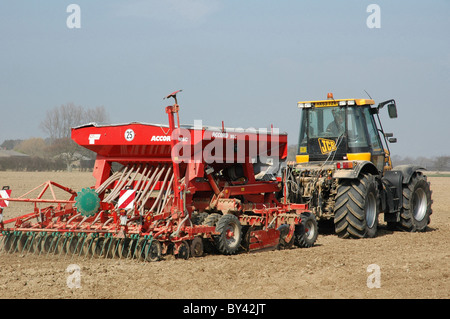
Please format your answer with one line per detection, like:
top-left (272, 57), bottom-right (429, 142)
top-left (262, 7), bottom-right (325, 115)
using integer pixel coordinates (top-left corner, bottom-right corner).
top-left (327, 92), bottom-right (334, 99)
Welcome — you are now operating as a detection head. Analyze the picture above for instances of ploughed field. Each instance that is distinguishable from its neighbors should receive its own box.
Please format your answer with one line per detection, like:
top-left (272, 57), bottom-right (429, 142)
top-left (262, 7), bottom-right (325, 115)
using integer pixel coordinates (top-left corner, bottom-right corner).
top-left (0, 171), bottom-right (449, 299)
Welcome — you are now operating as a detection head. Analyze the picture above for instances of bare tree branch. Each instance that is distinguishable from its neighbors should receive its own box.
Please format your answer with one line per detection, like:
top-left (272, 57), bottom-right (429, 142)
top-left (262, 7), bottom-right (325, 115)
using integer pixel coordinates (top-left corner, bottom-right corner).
top-left (40, 103), bottom-right (109, 140)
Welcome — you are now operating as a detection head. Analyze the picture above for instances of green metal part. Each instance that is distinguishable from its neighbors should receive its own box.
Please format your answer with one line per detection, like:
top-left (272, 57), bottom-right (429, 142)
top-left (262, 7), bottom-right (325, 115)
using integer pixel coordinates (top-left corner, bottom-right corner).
top-left (74, 188), bottom-right (100, 217)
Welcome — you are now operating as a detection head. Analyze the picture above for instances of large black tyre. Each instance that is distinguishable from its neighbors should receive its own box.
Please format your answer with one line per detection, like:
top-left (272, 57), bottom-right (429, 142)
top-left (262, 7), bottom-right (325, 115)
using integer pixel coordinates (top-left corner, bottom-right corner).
top-left (334, 173), bottom-right (379, 239)
top-left (398, 173), bottom-right (432, 232)
top-left (215, 214), bottom-right (242, 255)
top-left (294, 212), bottom-right (318, 248)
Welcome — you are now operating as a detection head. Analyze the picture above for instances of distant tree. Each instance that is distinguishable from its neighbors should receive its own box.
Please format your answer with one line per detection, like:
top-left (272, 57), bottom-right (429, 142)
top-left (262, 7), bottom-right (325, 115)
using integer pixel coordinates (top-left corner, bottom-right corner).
top-left (39, 103), bottom-right (108, 171)
top-left (14, 138), bottom-right (47, 158)
top-left (40, 103), bottom-right (108, 140)
top-left (46, 137), bottom-right (81, 171)
top-left (1, 139), bottom-right (23, 150)
top-left (434, 156), bottom-right (450, 172)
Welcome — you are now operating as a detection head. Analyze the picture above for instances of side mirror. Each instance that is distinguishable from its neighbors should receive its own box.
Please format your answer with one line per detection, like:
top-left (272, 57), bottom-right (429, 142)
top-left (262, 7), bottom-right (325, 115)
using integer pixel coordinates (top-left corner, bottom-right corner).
top-left (377, 99), bottom-right (397, 118)
top-left (388, 137), bottom-right (397, 143)
top-left (387, 103), bottom-right (397, 118)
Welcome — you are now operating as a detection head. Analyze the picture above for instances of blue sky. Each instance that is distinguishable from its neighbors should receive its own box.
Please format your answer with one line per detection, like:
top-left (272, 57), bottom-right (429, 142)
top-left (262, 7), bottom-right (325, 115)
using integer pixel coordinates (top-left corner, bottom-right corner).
top-left (0, 0), bottom-right (449, 157)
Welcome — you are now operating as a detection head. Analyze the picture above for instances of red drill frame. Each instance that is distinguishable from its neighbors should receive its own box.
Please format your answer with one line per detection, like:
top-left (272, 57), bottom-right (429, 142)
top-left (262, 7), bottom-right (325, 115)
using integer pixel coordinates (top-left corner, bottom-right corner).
top-left (1, 91), bottom-right (314, 259)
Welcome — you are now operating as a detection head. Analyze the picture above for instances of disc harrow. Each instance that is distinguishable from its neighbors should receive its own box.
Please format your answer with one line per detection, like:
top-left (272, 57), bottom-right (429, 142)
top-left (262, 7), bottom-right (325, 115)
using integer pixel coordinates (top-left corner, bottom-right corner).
top-left (0, 91), bottom-right (318, 261)
top-left (1, 229), bottom-right (163, 262)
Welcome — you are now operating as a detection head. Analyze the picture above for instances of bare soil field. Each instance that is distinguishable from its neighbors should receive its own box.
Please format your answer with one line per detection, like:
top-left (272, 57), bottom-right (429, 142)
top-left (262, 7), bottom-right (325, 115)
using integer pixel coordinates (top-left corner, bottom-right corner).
top-left (0, 171), bottom-right (449, 299)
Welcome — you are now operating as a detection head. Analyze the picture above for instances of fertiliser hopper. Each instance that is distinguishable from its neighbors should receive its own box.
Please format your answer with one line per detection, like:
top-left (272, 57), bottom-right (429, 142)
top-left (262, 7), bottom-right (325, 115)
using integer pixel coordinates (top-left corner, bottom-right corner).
top-left (0, 91), bottom-right (318, 261)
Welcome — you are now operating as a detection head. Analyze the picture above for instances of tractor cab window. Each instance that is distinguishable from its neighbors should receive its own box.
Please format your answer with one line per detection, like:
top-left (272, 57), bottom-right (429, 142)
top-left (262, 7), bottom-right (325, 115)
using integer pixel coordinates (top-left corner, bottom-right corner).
top-left (298, 107), bottom-right (346, 151)
top-left (298, 113), bottom-right (307, 147)
top-left (362, 107), bottom-right (382, 151)
top-left (347, 107), bottom-right (369, 148)
top-left (326, 109), bottom-right (345, 136)
top-left (302, 107), bottom-right (345, 139)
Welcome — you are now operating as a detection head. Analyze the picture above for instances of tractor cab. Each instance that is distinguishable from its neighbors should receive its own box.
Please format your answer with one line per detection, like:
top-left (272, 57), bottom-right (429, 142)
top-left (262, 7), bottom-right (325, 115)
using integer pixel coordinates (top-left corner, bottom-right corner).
top-left (296, 93), bottom-right (397, 173)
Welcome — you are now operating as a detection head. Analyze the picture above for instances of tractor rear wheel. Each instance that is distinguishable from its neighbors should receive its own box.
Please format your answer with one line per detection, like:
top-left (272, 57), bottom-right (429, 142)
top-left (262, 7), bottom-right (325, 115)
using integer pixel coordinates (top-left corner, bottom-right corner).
top-left (334, 173), bottom-right (379, 238)
top-left (398, 173), bottom-right (432, 232)
top-left (215, 214), bottom-right (242, 255)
